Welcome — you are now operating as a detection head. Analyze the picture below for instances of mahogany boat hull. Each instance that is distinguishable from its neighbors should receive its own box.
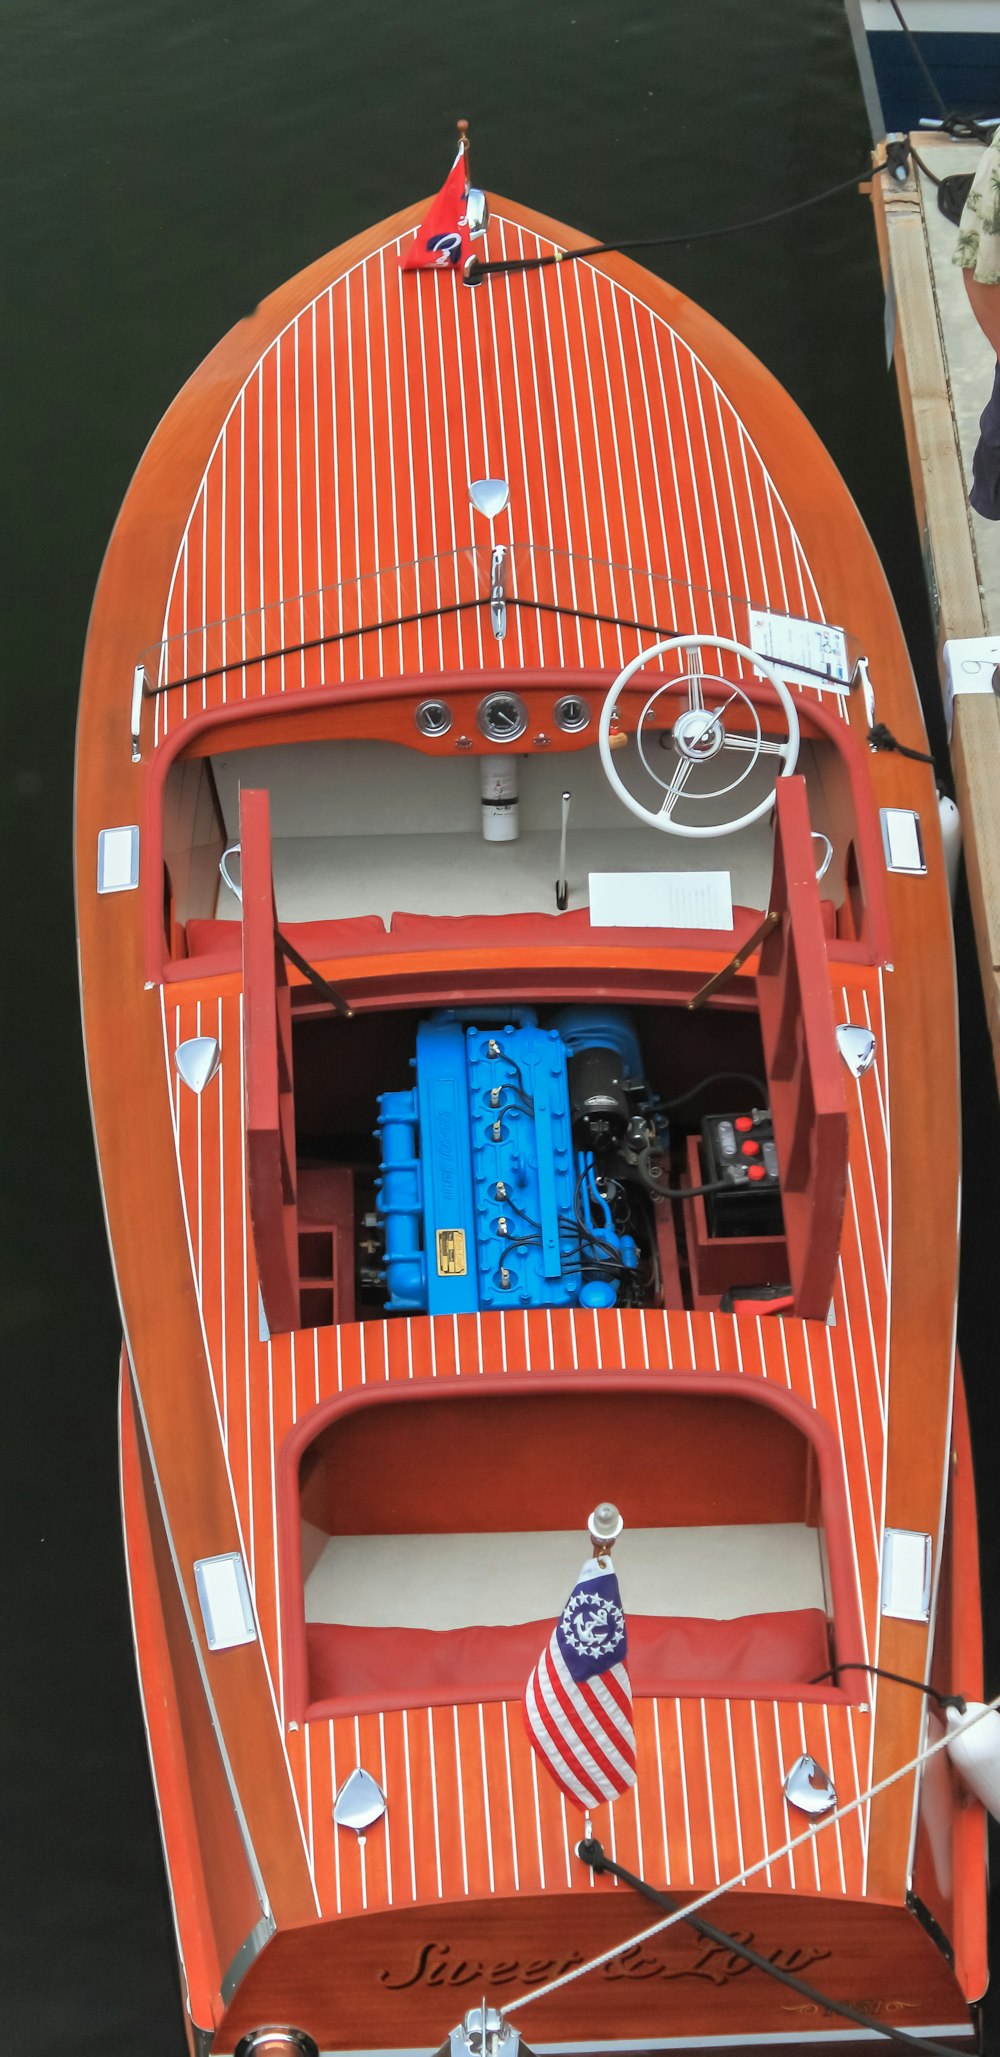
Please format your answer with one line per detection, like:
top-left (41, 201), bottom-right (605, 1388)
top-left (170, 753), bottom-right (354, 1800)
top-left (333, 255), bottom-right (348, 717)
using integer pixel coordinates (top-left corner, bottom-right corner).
top-left (82, 183), bottom-right (986, 2052)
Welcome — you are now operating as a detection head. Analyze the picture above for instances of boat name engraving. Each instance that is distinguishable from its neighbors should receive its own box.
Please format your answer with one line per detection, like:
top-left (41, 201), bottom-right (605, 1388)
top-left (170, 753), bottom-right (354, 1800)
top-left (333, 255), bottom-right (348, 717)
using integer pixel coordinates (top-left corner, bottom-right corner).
top-left (379, 1936), bottom-right (834, 1991)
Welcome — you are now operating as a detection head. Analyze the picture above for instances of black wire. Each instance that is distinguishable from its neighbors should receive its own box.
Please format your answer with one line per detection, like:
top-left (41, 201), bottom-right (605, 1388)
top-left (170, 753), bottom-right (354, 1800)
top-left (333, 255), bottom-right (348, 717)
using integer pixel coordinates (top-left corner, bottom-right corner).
top-left (574, 1163), bottom-right (633, 1269)
top-left (650, 1175), bottom-right (733, 1200)
top-left (657, 1070), bottom-right (767, 1110)
top-left (465, 163), bottom-right (890, 285)
top-left (576, 1841), bottom-right (966, 2056)
top-left (809, 1660), bottom-right (965, 1714)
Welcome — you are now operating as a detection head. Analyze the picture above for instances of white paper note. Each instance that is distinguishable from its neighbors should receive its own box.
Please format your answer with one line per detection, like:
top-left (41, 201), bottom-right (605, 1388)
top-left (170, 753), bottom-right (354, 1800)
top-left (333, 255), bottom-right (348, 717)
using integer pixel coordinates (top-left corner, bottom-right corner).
top-left (588, 871), bottom-right (734, 930)
top-left (748, 609), bottom-right (850, 689)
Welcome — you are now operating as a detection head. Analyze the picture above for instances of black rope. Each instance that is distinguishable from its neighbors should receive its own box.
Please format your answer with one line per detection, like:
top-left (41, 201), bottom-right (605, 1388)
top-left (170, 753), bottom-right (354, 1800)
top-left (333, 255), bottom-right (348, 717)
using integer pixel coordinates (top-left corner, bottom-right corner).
top-left (148, 588), bottom-right (863, 699)
top-left (866, 720), bottom-right (936, 766)
top-left (809, 1658), bottom-right (965, 1715)
top-left (577, 1839), bottom-right (966, 2055)
top-left (888, 0), bottom-right (948, 120)
top-left (147, 596), bottom-right (487, 695)
top-left (884, 2), bottom-right (995, 142)
top-left (465, 163), bottom-right (889, 285)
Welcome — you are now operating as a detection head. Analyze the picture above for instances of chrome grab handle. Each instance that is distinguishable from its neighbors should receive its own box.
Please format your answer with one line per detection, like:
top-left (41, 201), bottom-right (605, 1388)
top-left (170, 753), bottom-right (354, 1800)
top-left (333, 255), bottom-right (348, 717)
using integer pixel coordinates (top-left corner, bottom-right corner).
top-left (812, 831), bottom-right (834, 883)
top-left (219, 842), bottom-right (243, 904)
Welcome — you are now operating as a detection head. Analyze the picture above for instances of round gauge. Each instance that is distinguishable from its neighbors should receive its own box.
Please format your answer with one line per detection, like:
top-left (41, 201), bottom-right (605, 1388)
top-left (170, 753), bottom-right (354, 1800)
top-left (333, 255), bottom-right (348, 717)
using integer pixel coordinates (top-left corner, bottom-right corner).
top-left (414, 698), bottom-right (452, 737)
top-left (476, 691), bottom-right (528, 743)
top-left (554, 693), bottom-right (591, 733)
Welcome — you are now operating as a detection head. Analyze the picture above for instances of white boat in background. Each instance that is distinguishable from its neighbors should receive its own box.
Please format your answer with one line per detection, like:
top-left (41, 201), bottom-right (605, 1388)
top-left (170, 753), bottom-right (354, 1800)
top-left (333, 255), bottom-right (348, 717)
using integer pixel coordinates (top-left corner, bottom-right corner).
top-left (847, 0), bottom-right (999, 134)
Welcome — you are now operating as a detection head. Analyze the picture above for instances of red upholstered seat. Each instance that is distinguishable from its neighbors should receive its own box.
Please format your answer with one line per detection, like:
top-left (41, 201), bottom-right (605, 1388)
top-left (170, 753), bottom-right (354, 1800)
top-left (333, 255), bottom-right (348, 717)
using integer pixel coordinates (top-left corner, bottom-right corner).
top-left (387, 907), bottom-right (764, 950)
top-left (174, 900), bottom-right (835, 979)
top-left (305, 1607), bottom-right (831, 1712)
top-left (180, 915), bottom-right (390, 975)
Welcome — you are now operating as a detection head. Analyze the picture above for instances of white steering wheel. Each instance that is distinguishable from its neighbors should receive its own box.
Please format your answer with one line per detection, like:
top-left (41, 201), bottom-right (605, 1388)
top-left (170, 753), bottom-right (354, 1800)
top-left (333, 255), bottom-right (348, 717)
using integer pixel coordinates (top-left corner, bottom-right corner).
top-left (598, 634), bottom-right (800, 838)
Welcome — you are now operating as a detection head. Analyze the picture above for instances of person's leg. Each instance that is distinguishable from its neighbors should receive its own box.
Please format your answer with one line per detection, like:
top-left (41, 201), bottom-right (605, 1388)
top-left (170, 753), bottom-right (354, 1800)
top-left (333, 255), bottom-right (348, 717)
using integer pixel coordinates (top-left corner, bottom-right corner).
top-left (970, 361), bottom-right (1000, 520)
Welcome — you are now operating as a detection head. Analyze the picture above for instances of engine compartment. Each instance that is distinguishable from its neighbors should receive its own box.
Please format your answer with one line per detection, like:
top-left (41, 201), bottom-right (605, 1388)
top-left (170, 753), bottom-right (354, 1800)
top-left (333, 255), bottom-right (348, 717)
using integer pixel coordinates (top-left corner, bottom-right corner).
top-left (374, 1007), bottom-right (659, 1314)
top-left (292, 998), bottom-right (788, 1326)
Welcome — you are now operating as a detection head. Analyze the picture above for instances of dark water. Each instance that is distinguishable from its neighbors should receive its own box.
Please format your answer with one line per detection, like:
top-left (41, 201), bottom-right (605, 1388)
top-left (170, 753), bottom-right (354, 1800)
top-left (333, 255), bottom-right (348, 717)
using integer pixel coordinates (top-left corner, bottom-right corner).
top-left (3, 2), bottom-right (997, 2049)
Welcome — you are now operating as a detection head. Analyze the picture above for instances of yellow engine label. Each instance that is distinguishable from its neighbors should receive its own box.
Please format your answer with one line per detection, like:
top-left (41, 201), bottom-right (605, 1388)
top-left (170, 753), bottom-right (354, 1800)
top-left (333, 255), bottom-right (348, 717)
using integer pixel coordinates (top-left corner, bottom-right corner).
top-left (436, 1229), bottom-right (467, 1276)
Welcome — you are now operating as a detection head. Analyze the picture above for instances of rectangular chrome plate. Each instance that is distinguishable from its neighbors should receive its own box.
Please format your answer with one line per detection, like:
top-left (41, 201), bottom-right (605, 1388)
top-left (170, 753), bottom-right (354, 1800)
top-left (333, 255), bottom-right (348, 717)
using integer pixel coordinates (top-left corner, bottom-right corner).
top-left (880, 807), bottom-right (926, 875)
top-left (194, 1552), bottom-right (257, 1650)
top-left (881, 1528), bottom-right (932, 1622)
top-left (97, 825), bottom-right (140, 893)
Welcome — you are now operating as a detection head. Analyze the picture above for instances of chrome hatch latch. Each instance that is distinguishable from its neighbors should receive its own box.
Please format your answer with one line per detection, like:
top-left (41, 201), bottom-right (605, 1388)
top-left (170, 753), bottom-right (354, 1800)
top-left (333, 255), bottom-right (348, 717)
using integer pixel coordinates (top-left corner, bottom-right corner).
top-left (489, 545), bottom-right (508, 642)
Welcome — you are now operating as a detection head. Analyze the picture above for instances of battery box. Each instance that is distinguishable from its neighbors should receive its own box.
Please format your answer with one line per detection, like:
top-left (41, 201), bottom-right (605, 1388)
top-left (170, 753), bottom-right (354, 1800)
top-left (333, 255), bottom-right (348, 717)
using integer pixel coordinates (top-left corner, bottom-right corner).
top-left (700, 1109), bottom-right (784, 1240)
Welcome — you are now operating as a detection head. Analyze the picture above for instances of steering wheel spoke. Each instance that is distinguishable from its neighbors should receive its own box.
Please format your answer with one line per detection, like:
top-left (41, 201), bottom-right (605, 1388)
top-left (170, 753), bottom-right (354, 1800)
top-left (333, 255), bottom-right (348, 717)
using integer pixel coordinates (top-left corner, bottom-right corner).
top-left (659, 753), bottom-right (697, 818)
top-left (598, 634), bottom-right (800, 839)
top-left (720, 730), bottom-right (788, 757)
top-left (686, 645), bottom-right (705, 713)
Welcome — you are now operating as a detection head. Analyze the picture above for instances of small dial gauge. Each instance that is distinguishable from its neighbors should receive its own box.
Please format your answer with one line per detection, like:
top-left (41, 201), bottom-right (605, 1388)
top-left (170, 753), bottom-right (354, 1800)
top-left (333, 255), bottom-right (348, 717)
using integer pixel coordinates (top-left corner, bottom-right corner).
top-left (477, 691), bottom-right (528, 743)
top-left (554, 694), bottom-right (591, 733)
top-left (414, 698), bottom-right (452, 737)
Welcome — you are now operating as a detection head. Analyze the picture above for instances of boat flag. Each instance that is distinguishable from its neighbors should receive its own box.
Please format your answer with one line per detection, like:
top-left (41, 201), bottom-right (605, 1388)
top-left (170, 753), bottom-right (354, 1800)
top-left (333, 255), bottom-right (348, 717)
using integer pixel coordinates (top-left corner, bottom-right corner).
top-left (523, 1518), bottom-right (636, 1812)
top-left (400, 144), bottom-right (473, 272)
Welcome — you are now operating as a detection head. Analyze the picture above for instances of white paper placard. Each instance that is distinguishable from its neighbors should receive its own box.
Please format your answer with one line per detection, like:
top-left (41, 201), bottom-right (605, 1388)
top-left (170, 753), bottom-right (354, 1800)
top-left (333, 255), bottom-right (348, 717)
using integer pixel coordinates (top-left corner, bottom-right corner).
top-left (588, 871), bottom-right (734, 930)
top-left (748, 609), bottom-right (851, 690)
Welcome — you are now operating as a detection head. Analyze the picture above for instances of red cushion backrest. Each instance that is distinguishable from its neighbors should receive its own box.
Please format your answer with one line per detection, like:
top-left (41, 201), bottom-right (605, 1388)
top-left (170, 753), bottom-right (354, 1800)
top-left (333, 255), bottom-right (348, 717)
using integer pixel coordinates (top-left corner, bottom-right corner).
top-left (305, 1607), bottom-right (831, 1713)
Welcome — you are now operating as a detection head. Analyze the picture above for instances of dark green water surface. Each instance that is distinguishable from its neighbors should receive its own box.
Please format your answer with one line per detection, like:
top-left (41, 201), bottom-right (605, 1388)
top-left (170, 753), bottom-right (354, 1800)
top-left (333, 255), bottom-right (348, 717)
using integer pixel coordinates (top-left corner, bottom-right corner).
top-left (3, 2), bottom-right (997, 2049)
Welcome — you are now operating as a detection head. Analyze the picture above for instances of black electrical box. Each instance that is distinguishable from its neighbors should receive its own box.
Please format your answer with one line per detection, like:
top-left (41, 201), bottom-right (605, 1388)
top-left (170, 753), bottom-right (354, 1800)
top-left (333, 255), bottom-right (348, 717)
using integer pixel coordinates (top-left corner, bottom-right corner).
top-left (700, 1109), bottom-right (784, 1239)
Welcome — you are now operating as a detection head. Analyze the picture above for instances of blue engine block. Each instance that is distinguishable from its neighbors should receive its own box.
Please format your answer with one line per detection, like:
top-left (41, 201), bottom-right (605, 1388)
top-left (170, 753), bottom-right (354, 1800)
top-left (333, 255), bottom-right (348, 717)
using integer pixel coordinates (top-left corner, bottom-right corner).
top-left (375, 1008), bottom-right (639, 1315)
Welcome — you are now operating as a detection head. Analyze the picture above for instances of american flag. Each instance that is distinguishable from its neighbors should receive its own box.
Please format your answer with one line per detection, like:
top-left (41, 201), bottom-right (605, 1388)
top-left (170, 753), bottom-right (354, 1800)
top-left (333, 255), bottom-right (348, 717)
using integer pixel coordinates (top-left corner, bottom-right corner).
top-left (523, 1555), bottom-right (636, 1811)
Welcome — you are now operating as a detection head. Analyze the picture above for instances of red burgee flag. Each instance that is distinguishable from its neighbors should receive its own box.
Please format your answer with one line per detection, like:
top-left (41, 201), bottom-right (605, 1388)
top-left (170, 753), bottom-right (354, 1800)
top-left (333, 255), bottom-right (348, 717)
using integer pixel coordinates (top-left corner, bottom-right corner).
top-left (400, 148), bottom-right (472, 272)
top-left (523, 1554), bottom-right (637, 1811)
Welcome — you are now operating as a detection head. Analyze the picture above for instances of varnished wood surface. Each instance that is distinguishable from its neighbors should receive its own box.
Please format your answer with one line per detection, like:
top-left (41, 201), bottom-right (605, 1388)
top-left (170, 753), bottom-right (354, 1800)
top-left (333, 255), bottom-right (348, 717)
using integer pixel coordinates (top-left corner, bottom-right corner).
top-left (76, 192), bottom-right (976, 2045)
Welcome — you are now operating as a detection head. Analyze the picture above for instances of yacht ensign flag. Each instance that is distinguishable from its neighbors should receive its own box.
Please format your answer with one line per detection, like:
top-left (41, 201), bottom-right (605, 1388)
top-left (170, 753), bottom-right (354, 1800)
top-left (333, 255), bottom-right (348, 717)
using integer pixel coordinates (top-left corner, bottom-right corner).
top-left (524, 1556), bottom-right (636, 1810)
top-left (400, 148), bottom-right (473, 272)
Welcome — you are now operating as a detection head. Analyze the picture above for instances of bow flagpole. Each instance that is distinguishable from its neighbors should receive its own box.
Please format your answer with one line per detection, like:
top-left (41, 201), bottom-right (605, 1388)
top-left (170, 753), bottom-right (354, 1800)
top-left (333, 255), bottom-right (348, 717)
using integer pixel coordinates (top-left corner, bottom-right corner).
top-left (523, 1501), bottom-right (636, 1841)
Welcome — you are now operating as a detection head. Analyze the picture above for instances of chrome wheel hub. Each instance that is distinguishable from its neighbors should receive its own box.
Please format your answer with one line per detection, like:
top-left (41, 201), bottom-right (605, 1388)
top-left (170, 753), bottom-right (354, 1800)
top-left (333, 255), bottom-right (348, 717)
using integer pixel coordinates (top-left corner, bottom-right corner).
top-left (672, 707), bottom-right (725, 762)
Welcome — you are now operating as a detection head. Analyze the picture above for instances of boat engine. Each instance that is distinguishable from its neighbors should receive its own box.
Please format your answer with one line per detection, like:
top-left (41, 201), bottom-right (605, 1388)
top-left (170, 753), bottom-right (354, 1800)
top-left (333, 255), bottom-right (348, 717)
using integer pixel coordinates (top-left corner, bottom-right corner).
top-left (373, 1006), bottom-right (666, 1315)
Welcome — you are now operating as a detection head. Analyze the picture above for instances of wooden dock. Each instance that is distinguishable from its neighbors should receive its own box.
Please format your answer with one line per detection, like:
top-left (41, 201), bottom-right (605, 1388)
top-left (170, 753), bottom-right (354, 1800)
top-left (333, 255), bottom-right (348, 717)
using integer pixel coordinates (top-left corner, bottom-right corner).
top-left (872, 133), bottom-right (1000, 1085)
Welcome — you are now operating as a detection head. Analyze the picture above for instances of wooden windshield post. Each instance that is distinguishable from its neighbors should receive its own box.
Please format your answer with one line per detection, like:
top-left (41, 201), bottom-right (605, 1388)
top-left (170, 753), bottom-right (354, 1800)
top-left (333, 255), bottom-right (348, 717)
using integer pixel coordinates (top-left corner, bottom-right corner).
top-left (240, 786), bottom-right (301, 1335)
top-left (756, 778), bottom-right (848, 1321)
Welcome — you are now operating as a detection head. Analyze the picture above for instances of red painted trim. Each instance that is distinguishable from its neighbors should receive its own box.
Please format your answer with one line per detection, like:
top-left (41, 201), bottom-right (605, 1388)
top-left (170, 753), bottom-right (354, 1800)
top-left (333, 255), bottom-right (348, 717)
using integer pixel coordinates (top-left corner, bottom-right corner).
top-left (143, 668), bottom-right (891, 981)
top-left (276, 1368), bottom-right (867, 1725)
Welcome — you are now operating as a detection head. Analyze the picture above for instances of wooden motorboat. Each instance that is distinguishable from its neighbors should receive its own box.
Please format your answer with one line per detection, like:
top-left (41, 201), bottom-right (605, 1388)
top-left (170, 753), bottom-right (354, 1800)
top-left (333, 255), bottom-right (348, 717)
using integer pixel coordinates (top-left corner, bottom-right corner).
top-left (76, 133), bottom-right (989, 2055)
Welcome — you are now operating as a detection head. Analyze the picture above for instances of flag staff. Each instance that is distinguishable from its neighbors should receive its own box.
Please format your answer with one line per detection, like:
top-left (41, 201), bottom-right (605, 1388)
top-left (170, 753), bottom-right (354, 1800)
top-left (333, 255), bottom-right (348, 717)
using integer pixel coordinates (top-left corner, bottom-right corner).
top-left (457, 117), bottom-right (470, 188)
